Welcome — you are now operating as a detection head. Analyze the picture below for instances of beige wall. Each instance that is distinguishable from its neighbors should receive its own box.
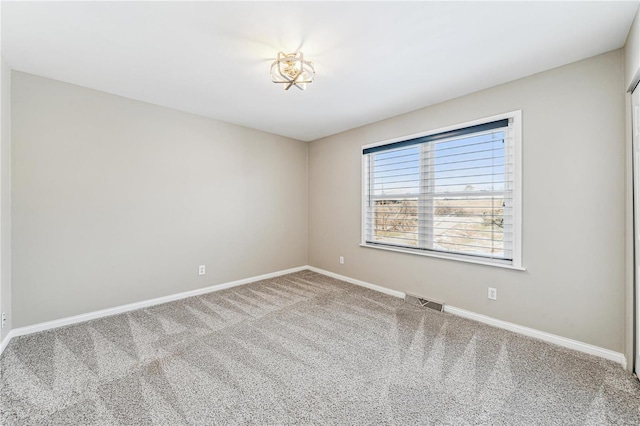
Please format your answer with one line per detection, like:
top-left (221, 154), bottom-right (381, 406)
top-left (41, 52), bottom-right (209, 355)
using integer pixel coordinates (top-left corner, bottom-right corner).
top-left (12, 72), bottom-right (308, 327)
top-left (308, 50), bottom-right (626, 352)
top-left (1, 58), bottom-right (11, 341)
top-left (624, 14), bottom-right (639, 369)
top-left (626, 8), bottom-right (640, 91)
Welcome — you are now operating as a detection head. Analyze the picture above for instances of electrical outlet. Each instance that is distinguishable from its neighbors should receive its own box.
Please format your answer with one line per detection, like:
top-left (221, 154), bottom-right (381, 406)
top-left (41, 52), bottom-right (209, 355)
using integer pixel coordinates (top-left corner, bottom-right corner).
top-left (339, 256), bottom-right (344, 265)
top-left (1, 312), bottom-right (5, 329)
top-left (488, 287), bottom-right (497, 300)
top-left (198, 265), bottom-right (206, 276)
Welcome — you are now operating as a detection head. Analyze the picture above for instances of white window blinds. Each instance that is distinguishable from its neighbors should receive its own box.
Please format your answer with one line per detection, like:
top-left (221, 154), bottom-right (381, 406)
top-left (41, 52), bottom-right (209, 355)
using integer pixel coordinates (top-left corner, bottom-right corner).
top-left (363, 118), bottom-right (516, 263)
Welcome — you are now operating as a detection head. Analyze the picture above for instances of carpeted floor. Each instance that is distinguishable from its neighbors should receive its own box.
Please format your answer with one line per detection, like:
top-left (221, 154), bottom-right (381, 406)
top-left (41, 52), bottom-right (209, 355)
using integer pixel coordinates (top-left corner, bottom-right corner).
top-left (1, 270), bottom-right (640, 425)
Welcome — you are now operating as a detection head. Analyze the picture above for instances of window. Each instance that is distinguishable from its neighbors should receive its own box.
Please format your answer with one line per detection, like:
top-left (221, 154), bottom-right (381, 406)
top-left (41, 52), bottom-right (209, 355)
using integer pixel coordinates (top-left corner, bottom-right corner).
top-left (362, 112), bottom-right (522, 268)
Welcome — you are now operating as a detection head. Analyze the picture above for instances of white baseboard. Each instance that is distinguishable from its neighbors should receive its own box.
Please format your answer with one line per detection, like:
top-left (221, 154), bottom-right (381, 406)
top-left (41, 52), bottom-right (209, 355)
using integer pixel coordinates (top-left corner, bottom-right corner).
top-left (306, 266), bottom-right (406, 299)
top-left (443, 305), bottom-right (627, 368)
top-left (0, 265), bottom-right (628, 369)
top-left (0, 265), bottom-right (307, 355)
top-left (307, 266), bottom-right (626, 368)
top-left (1, 329), bottom-right (15, 354)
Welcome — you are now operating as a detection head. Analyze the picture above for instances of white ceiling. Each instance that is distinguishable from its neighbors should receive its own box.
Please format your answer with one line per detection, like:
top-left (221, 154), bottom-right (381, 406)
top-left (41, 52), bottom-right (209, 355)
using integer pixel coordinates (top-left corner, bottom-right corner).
top-left (2, 1), bottom-right (638, 142)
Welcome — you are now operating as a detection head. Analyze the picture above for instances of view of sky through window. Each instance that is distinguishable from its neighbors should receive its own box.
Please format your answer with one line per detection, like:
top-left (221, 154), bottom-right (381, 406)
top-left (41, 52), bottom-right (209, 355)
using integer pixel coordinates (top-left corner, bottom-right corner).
top-left (371, 131), bottom-right (505, 196)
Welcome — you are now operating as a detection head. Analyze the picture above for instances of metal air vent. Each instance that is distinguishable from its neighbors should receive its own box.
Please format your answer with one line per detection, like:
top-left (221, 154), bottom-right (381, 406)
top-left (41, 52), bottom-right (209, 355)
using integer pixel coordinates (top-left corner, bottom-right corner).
top-left (405, 293), bottom-right (444, 312)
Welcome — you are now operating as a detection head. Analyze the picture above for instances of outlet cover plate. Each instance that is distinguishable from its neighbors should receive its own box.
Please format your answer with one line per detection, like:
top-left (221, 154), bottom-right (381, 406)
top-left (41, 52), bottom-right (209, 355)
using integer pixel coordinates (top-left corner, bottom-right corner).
top-left (488, 287), bottom-right (497, 300)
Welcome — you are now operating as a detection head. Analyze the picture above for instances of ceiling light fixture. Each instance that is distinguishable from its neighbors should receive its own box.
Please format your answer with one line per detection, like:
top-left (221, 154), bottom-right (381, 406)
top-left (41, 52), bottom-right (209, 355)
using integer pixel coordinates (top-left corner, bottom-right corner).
top-left (270, 51), bottom-right (315, 91)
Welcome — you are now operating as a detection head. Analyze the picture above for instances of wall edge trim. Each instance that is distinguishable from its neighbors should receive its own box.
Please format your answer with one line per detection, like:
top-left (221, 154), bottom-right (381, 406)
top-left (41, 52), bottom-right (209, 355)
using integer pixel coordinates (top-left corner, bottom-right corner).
top-left (306, 266), bottom-right (406, 298)
top-left (308, 266), bottom-right (627, 367)
top-left (1, 265), bottom-right (627, 368)
top-left (444, 305), bottom-right (627, 367)
top-left (0, 265), bottom-right (307, 354)
top-left (0, 329), bottom-right (15, 354)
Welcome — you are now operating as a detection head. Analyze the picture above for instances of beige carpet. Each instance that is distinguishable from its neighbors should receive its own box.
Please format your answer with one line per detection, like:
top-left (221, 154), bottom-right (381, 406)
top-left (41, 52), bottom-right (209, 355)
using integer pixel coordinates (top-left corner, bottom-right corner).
top-left (1, 270), bottom-right (640, 425)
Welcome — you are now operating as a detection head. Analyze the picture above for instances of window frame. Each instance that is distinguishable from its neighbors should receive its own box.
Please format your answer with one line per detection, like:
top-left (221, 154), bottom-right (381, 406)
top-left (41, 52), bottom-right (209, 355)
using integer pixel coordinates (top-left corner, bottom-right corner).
top-left (360, 110), bottom-right (524, 270)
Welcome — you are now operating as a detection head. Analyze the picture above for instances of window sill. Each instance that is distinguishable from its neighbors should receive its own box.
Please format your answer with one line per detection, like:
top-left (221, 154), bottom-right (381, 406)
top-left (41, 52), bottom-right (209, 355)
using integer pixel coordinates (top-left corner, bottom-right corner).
top-left (359, 243), bottom-right (527, 271)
